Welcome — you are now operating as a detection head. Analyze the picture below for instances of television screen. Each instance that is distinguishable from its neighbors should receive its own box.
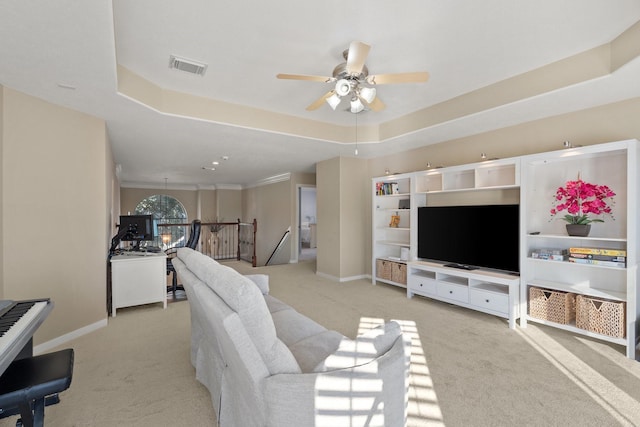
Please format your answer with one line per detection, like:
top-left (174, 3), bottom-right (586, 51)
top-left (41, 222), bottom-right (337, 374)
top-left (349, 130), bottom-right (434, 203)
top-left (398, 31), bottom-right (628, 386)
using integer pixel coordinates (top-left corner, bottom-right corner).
top-left (119, 215), bottom-right (154, 242)
top-left (417, 204), bottom-right (519, 273)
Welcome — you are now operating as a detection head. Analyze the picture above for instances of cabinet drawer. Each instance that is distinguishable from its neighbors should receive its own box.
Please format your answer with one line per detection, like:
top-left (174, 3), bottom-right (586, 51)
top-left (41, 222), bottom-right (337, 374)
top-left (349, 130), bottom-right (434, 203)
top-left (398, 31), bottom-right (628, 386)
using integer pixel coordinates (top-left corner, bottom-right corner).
top-left (437, 282), bottom-right (469, 303)
top-left (470, 289), bottom-right (509, 315)
top-left (408, 275), bottom-right (437, 295)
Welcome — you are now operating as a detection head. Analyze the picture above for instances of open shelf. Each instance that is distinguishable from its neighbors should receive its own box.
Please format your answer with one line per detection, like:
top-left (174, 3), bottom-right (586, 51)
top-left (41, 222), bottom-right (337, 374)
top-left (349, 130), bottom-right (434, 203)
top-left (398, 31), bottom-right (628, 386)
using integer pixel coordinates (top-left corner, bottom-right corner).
top-left (524, 315), bottom-right (627, 346)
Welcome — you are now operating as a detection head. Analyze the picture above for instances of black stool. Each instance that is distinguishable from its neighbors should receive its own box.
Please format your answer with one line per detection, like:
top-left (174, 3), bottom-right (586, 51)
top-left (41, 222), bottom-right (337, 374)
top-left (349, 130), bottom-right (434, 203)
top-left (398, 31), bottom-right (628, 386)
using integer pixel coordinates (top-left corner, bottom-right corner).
top-left (0, 348), bottom-right (74, 427)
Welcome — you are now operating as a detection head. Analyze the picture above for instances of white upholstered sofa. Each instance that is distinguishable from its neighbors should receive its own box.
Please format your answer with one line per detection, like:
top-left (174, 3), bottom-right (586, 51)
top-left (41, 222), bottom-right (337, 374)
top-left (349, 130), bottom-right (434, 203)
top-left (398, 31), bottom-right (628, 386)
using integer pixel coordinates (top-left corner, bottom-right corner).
top-left (171, 248), bottom-right (410, 427)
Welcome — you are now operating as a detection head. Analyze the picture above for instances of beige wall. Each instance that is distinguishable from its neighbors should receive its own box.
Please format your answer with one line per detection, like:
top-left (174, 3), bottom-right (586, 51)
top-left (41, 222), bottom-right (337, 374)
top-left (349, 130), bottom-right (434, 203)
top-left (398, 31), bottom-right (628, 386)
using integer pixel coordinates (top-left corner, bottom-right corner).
top-left (1, 87), bottom-right (108, 344)
top-left (216, 189), bottom-right (241, 222)
top-left (106, 134), bottom-right (119, 253)
top-left (316, 157), bottom-right (368, 280)
top-left (197, 189), bottom-right (216, 222)
top-left (242, 180), bottom-right (292, 266)
top-left (339, 157), bottom-right (368, 279)
top-left (198, 189), bottom-right (216, 223)
top-left (0, 86), bottom-right (4, 299)
top-left (316, 158), bottom-right (341, 278)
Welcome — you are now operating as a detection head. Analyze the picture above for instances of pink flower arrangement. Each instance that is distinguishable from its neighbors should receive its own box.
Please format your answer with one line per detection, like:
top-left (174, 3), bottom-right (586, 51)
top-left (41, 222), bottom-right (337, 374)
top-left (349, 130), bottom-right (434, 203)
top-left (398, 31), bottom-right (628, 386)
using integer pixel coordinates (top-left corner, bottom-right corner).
top-left (550, 178), bottom-right (616, 224)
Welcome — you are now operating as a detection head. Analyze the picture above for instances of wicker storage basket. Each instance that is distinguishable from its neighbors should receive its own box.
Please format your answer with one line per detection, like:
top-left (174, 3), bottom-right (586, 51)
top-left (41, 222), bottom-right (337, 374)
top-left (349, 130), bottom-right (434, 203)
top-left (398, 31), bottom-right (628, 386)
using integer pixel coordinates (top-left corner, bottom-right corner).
top-left (576, 295), bottom-right (626, 338)
top-left (376, 259), bottom-right (392, 281)
top-left (391, 262), bottom-right (407, 285)
top-left (529, 287), bottom-right (576, 324)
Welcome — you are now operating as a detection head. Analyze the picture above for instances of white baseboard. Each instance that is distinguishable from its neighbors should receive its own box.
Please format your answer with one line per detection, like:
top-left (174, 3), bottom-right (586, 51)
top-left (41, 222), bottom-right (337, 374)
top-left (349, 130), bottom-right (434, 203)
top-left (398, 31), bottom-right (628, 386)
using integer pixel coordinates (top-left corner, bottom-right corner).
top-left (339, 274), bottom-right (368, 282)
top-left (315, 271), bottom-right (339, 281)
top-left (34, 318), bottom-right (108, 355)
top-left (315, 271), bottom-right (368, 282)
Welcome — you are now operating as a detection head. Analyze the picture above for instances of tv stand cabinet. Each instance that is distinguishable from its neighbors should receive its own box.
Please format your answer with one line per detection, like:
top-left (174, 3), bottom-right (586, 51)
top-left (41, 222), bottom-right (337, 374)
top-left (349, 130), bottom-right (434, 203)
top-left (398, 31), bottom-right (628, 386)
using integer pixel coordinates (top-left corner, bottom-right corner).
top-left (407, 261), bottom-right (520, 329)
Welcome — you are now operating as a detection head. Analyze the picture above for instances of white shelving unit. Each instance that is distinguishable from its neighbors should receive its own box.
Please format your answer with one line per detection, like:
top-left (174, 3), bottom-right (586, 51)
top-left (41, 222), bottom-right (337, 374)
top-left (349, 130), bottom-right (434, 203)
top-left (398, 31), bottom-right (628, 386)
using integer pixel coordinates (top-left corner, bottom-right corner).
top-left (372, 173), bottom-right (412, 288)
top-left (413, 158), bottom-right (520, 194)
top-left (371, 174), bottom-right (414, 287)
top-left (371, 140), bottom-right (640, 358)
top-left (519, 140), bottom-right (638, 358)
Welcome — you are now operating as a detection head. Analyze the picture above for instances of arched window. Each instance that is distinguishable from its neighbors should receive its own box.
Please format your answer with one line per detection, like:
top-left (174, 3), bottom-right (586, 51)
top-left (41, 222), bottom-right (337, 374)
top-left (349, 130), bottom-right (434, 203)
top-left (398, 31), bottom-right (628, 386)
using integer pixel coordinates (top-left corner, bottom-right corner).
top-left (134, 195), bottom-right (187, 249)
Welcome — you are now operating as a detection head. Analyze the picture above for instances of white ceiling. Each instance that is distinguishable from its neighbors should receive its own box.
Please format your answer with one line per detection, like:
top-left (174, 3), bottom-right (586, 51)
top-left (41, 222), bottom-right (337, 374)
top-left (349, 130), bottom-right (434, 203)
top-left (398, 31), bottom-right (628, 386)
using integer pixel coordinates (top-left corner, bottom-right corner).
top-left (1, 1), bottom-right (639, 188)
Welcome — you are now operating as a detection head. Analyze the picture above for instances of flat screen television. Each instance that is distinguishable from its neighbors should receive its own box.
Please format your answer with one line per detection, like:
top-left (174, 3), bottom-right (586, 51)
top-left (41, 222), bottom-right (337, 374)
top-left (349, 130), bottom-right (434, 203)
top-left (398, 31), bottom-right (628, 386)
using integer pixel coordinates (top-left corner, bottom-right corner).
top-left (119, 214), bottom-right (155, 247)
top-left (417, 204), bottom-right (519, 274)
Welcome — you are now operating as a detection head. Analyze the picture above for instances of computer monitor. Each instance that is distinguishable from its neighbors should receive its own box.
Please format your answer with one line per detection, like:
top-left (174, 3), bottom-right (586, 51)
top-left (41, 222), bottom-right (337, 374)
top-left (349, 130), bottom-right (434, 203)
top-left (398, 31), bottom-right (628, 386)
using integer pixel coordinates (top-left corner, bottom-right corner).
top-left (119, 215), bottom-right (155, 250)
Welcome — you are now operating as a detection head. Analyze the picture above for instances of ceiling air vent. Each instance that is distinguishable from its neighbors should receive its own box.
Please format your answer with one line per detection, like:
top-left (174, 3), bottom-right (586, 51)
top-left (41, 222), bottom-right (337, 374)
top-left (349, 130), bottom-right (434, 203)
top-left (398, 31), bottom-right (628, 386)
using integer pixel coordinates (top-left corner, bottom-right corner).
top-left (169, 55), bottom-right (208, 76)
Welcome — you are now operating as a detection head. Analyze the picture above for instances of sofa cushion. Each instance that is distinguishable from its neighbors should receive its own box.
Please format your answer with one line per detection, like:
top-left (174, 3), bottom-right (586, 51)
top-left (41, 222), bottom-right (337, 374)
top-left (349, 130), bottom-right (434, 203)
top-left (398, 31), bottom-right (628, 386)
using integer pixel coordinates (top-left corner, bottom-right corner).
top-left (288, 330), bottom-right (344, 373)
top-left (314, 321), bottom-right (402, 372)
top-left (178, 249), bottom-right (301, 375)
top-left (264, 295), bottom-right (292, 315)
top-left (271, 309), bottom-right (327, 347)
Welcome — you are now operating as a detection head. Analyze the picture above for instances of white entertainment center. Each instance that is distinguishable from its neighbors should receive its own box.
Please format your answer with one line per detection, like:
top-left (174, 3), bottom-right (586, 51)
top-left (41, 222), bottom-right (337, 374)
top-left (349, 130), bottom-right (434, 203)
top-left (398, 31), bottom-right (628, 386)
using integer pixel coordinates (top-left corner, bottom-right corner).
top-left (372, 139), bottom-right (639, 359)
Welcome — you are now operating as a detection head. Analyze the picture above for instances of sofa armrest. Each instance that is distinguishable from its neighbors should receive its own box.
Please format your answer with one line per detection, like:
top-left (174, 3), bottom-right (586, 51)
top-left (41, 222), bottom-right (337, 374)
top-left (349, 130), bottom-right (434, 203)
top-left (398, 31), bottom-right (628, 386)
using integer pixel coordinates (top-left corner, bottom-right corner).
top-left (263, 334), bottom-right (410, 427)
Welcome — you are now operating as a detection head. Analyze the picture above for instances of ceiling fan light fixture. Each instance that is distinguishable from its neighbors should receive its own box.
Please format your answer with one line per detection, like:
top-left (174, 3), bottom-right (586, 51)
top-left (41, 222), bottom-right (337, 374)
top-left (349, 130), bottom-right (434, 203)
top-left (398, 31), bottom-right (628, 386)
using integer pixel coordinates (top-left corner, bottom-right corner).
top-left (277, 41), bottom-right (425, 114)
top-left (326, 93), bottom-right (342, 110)
top-left (359, 86), bottom-right (376, 103)
top-left (335, 79), bottom-right (351, 96)
top-left (350, 97), bottom-right (364, 113)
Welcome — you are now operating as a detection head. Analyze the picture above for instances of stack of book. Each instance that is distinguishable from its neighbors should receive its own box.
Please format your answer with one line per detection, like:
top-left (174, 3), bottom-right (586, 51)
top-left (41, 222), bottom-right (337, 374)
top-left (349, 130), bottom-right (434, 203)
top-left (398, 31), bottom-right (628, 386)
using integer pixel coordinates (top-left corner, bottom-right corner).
top-left (376, 182), bottom-right (399, 195)
top-left (531, 248), bottom-right (568, 261)
top-left (568, 247), bottom-right (626, 268)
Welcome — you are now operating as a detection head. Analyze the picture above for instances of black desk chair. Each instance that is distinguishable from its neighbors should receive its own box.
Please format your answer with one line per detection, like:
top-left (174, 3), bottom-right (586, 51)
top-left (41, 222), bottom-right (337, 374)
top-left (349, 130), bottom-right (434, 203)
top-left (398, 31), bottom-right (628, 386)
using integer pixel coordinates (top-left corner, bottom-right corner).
top-left (166, 219), bottom-right (201, 297)
top-left (0, 348), bottom-right (74, 427)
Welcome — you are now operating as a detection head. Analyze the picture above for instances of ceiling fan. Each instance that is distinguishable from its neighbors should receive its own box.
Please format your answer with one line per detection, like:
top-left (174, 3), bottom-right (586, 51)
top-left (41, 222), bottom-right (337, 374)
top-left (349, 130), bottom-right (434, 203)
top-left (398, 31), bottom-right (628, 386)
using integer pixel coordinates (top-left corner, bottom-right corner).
top-left (277, 41), bottom-right (429, 113)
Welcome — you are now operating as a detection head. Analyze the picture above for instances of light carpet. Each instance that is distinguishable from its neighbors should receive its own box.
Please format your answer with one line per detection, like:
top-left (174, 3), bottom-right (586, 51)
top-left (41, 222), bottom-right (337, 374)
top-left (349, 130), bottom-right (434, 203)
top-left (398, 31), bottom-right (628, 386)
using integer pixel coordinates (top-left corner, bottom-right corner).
top-left (3, 260), bottom-right (640, 426)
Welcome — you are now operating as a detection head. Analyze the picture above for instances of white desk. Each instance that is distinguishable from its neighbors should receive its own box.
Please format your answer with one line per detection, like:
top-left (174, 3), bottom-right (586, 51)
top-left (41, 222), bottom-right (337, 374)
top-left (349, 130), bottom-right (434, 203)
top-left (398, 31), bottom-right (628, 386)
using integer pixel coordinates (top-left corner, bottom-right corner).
top-left (110, 252), bottom-right (167, 316)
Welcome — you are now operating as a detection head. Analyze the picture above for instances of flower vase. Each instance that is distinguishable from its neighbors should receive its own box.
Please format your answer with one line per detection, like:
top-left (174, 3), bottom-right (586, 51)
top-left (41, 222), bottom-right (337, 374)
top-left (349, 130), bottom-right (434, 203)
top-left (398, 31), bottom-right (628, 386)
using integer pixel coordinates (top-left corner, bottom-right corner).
top-left (566, 224), bottom-right (591, 237)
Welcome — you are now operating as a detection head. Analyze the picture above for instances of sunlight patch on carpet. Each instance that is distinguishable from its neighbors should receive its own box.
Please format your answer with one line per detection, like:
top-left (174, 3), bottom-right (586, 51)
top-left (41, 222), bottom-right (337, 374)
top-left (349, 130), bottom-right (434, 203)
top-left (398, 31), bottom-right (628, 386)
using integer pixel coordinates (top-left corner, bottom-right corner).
top-left (517, 326), bottom-right (640, 427)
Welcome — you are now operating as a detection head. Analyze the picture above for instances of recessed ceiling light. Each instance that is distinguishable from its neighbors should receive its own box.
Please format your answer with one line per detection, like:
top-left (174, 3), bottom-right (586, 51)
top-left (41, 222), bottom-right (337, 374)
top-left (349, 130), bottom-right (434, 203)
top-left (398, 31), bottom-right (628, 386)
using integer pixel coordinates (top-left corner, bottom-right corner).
top-left (201, 167), bottom-right (215, 171)
top-left (212, 161), bottom-right (219, 165)
top-left (221, 156), bottom-right (229, 161)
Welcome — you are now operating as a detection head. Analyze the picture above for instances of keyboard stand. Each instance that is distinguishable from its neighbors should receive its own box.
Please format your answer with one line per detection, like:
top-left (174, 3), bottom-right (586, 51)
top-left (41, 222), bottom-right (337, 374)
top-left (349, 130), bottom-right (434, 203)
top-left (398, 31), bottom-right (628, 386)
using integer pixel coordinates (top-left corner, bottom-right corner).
top-left (0, 349), bottom-right (74, 427)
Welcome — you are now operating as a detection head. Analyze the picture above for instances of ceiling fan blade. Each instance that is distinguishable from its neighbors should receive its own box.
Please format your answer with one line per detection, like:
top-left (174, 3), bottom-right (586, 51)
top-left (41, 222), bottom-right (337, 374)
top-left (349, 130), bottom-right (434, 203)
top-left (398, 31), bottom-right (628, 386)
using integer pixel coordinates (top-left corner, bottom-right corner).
top-left (277, 73), bottom-right (334, 83)
top-left (361, 95), bottom-right (385, 112)
top-left (306, 90), bottom-right (335, 111)
top-left (346, 41), bottom-right (371, 75)
top-left (367, 71), bottom-right (430, 85)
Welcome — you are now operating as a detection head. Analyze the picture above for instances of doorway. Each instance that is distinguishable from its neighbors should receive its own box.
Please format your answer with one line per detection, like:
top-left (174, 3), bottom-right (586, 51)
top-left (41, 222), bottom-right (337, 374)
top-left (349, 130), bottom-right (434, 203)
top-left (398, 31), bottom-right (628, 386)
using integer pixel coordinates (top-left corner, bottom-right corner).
top-left (298, 186), bottom-right (317, 261)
